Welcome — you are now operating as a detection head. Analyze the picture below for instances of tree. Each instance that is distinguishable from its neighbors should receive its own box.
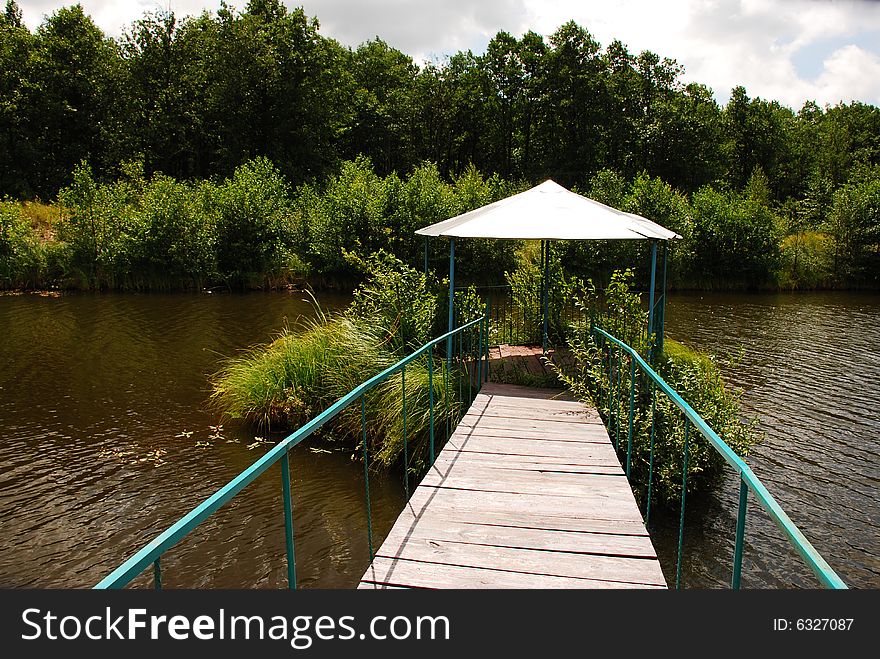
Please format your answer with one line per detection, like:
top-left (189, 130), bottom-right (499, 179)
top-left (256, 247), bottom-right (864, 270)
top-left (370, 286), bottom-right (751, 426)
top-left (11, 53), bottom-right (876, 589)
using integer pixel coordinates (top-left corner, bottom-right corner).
top-left (343, 39), bottom-right (419, 175)
top-left (24, 6), bottom-right (119, 196)
top-left (540, 22), bottom-right (607, 185)
top-left (0, 1), bottom-right (33, 196)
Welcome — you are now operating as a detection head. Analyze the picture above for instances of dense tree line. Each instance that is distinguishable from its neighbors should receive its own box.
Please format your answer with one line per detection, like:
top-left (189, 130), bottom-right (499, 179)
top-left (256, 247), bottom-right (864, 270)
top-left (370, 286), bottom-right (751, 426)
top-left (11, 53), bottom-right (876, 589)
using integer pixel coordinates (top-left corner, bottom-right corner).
top-left (1, 0), bottom-right (878, 288)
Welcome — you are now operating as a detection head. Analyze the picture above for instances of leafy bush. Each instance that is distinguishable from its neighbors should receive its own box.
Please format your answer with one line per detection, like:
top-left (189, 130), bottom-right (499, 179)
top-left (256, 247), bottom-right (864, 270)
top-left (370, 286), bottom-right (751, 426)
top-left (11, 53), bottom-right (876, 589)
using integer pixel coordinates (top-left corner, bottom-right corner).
top-left (826, 171), bottom-right (880, 286)
top-left (212, 157), bottom-right (296, 287)
top-left (556, 270), bottom-right (759, 505)
top-left (0, 200), bottom-right (47, 288)
top-left (778, 231), bottom-right (834, 289)
top-left (680, 186), bottom-right (780, 288)
top-left (345, 249), bottom-right (439, 351)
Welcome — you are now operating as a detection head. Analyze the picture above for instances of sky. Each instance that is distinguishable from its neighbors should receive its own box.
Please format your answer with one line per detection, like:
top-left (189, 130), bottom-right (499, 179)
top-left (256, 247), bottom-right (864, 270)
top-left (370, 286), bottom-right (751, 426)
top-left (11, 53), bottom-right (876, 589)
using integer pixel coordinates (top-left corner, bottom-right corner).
top-left (15, 0), bottom-right (880, 109)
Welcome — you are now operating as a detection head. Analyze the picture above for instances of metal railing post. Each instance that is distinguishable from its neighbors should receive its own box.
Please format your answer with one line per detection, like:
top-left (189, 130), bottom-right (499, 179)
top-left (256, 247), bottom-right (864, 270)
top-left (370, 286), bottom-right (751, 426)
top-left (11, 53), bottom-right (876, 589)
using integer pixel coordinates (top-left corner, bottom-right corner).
top-left (402, 365), bottom-right (408, 500)
top-left (361, 395), bottom-right (373, 560)
top-left (732, 477), bottom-right (748, 589)
top-left (626, 355), bottom-right (636, 479)
top-left (428, 354), bottom-right (435, 465)
top-left (281, 451), bottom-right (297, 589)
top-left (646, 382), bottom-right (656, 525)
top-left (675, 418), bottom-right (690, 589)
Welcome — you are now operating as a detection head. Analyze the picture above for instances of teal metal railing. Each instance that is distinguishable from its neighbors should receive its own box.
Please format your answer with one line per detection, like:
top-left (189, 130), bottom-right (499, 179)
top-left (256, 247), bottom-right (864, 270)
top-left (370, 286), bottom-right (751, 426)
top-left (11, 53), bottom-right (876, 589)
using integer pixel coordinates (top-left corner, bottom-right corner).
top-left (593, 326), bottom-right (846, 589)
top-left (94, 313), bottom-right (490, 589)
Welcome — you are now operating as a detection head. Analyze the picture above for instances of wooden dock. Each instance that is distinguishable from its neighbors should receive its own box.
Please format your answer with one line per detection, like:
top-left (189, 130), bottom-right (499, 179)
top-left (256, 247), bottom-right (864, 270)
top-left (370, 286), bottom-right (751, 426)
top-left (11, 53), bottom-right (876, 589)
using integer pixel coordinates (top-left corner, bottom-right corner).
top-left (359, 382), bottom-right (666, 589)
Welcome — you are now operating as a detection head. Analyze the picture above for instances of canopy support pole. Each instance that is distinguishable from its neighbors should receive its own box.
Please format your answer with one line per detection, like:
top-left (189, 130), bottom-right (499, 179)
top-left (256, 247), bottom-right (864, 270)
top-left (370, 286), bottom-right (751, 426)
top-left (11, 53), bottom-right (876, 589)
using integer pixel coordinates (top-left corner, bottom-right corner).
top-left (542, 240), bottom-right (549, 353)
top-left (447, 238), bottom-right (455, 364)
top-left (423, 236), bottom-right (428, 276)
top-left (658, 242), bottom-right (668, 356)
top-left (647, 240), bottom-right (658, 363)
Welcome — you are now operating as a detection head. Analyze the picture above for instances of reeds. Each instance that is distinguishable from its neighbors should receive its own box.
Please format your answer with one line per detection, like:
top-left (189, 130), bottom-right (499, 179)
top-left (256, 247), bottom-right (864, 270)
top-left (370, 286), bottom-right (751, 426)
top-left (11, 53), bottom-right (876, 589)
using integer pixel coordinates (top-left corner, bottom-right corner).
top-left (210, 310), bottom-right (459, 467)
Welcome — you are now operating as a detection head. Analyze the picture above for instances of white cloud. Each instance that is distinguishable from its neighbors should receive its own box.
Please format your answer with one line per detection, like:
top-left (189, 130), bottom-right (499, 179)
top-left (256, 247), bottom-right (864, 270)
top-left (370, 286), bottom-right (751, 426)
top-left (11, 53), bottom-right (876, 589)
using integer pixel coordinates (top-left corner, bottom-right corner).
top-left (16, 0), bottom-right (880, 108)
top-left (814, 44), bottom-right (880, 106)
top-left (298, 0), bottom-right (530, 60)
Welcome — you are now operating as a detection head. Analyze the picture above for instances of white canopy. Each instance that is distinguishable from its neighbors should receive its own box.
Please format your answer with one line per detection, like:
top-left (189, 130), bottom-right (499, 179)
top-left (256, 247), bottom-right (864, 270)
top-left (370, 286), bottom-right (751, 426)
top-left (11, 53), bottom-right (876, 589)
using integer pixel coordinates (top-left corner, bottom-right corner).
top-left (415, 179), bottom-right (680, 240)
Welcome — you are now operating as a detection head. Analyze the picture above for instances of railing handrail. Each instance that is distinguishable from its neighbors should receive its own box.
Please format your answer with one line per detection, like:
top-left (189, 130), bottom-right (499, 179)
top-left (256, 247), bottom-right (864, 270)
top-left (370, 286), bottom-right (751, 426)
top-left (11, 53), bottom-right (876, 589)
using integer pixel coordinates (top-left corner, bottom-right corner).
top-left (593, 326), bottom-right (846, 589)
top-left (94, 315), bottom-right (486, 590)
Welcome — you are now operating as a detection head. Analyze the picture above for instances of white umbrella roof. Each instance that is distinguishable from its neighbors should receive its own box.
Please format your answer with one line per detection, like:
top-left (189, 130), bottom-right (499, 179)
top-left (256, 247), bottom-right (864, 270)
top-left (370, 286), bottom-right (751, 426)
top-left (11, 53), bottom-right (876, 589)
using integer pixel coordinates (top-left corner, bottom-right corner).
top-left (415, 179), bottom-right (680, 240)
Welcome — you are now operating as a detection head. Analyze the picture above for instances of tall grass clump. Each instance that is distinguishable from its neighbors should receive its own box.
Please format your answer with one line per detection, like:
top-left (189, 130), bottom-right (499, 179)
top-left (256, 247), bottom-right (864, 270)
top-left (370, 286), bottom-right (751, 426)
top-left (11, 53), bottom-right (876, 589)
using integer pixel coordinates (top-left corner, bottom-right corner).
top-left (210, 252), bottom-right (460, 468)
top-left (555, 269), bottom-right (759, 505)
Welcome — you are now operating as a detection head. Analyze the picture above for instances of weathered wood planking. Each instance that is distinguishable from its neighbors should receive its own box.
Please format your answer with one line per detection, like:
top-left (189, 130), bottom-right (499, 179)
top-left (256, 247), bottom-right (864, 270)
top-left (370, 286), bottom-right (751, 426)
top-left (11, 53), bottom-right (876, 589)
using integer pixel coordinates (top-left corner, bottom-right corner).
top-left (359, 381), bottom-right (666, 589)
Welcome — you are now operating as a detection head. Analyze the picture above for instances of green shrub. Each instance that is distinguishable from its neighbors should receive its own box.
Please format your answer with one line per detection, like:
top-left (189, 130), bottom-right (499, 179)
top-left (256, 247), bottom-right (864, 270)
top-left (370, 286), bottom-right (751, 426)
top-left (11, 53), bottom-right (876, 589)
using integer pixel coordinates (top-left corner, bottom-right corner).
top-left (213, 157), bottom-right (296, 287)
top-left (680, 186), bottom-right (780, 288)
top-left (778, 231), bottom-right (834, 289)
top-left (501, 242), bottom-right (581, 346)
top-left (556, 271), bottom-right (759, 505)
top-left (0, 201), bottom-right (47, 288)
top-left (345, 249), bottom-right (439, 351)
top-left (826, 172), bottom-right (880, 286)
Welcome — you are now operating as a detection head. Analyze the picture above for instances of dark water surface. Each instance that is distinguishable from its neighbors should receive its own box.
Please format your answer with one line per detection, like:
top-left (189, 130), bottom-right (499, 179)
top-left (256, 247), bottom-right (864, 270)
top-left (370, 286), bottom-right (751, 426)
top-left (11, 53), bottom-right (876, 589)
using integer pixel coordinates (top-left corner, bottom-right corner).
top-left (0, 291), bottom-right (405, 588)
top-left (1, 290), bottom-right (877, 588)
top-left (657, 291), bottom-right (880, 589)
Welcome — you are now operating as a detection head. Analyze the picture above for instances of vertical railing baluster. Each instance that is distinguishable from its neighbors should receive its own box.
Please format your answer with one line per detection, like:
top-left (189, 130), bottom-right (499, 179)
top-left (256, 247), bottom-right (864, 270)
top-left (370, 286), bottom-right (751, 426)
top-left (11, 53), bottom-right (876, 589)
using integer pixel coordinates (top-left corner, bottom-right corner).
top-left (153, 557), bottom-right (161, 590)
top-left (361, 395), bottom-right (373, 560)
top-left (484, 306), bottom-right (490, 384)
top-left (477, 311), bottom-right (483, 386)
top-left (458, 330), bottom-right (463, 421)
top-left (428, 354), bottom-right (435, 465)
top-left (676, 418), bottom-right (690, 589)
top-left (732, 476), bottom-right (748, 589)
top-left (614, 347), bottom-right (621, 451)
top-left (626, 355), bottom-right (636, 480)
top-left (605, 340), bottom-right (611, 423)
top-left (646, 381), bottom-right (657, 525)
top-left (465, 327), bottom-right (476, 407)
top-left (402, 365), bottom-right (408, 501)
top-left (444, 353), bottom-right (450, 445)
top-left (280, 451), bottom-right (296, 589)
top-left (486, 296), bottom-right (492, 356)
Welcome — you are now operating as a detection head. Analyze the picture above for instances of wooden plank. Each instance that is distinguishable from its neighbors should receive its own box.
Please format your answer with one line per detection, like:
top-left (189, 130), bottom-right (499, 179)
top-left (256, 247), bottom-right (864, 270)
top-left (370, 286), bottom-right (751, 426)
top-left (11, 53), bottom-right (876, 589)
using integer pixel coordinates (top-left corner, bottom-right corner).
top-left (471, 406), bottom-right (593, 422)
top-left (453, 415), bottom-right (608, 443)
top-left (377, 509), bottom-right (658, 559)
top-left (443, 436), bottom-right (616, 458)
top-left (403, 482), bottom-right (644, 523)
top-left (374, 538), bottom-right (665, 586)
top-left (455, 419), bottom-right (610, 441)
top-left (362, 557), bottom-right (665, 590)
top-left (390, 506), bottom-right (651, 537)
top-left (431, 456), bottom-right (622, 475)
top-left (473, 383), bottom-right (573, 401)
top-left (471, 396), bottom-right (586, 412)
top-left (431, 450), bottom-right (621, 469)
top-left (419, 467), bottom-right (631, 499)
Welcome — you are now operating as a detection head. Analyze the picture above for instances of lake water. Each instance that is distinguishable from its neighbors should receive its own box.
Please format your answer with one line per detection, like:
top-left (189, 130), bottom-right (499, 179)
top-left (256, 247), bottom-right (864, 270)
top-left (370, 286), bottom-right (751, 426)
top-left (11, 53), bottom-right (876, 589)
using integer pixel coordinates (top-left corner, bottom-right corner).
top-left (659, 291), bottom-right (880, 589)
top-left (0, 290), bottom-right (877, 588)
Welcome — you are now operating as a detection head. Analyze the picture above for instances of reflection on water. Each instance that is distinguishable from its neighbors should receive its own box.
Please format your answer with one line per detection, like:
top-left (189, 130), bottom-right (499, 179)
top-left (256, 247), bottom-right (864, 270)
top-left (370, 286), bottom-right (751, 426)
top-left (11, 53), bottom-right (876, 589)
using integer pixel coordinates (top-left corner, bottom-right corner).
top-left (656, 291), bottom-right (880, 588)
top-left (1, 290), bottom-right (877, 588)
top-left (0, 291), bottom-right (404, 588)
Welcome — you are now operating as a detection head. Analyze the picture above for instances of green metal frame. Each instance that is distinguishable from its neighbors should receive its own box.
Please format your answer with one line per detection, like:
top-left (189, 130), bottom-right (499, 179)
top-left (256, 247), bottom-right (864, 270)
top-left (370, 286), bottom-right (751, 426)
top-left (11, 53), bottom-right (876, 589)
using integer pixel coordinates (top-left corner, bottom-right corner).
top-left (593, 326), bottom-right (847, 589)
top-left (95, 314), bottom-right (489, 590)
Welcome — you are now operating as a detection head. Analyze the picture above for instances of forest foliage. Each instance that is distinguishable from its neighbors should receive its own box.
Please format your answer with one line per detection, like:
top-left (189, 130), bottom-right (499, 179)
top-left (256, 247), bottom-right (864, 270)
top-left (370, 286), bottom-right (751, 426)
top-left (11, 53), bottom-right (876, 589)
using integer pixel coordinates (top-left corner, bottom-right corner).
top-left (1, 0), bottom-right (878, 289)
